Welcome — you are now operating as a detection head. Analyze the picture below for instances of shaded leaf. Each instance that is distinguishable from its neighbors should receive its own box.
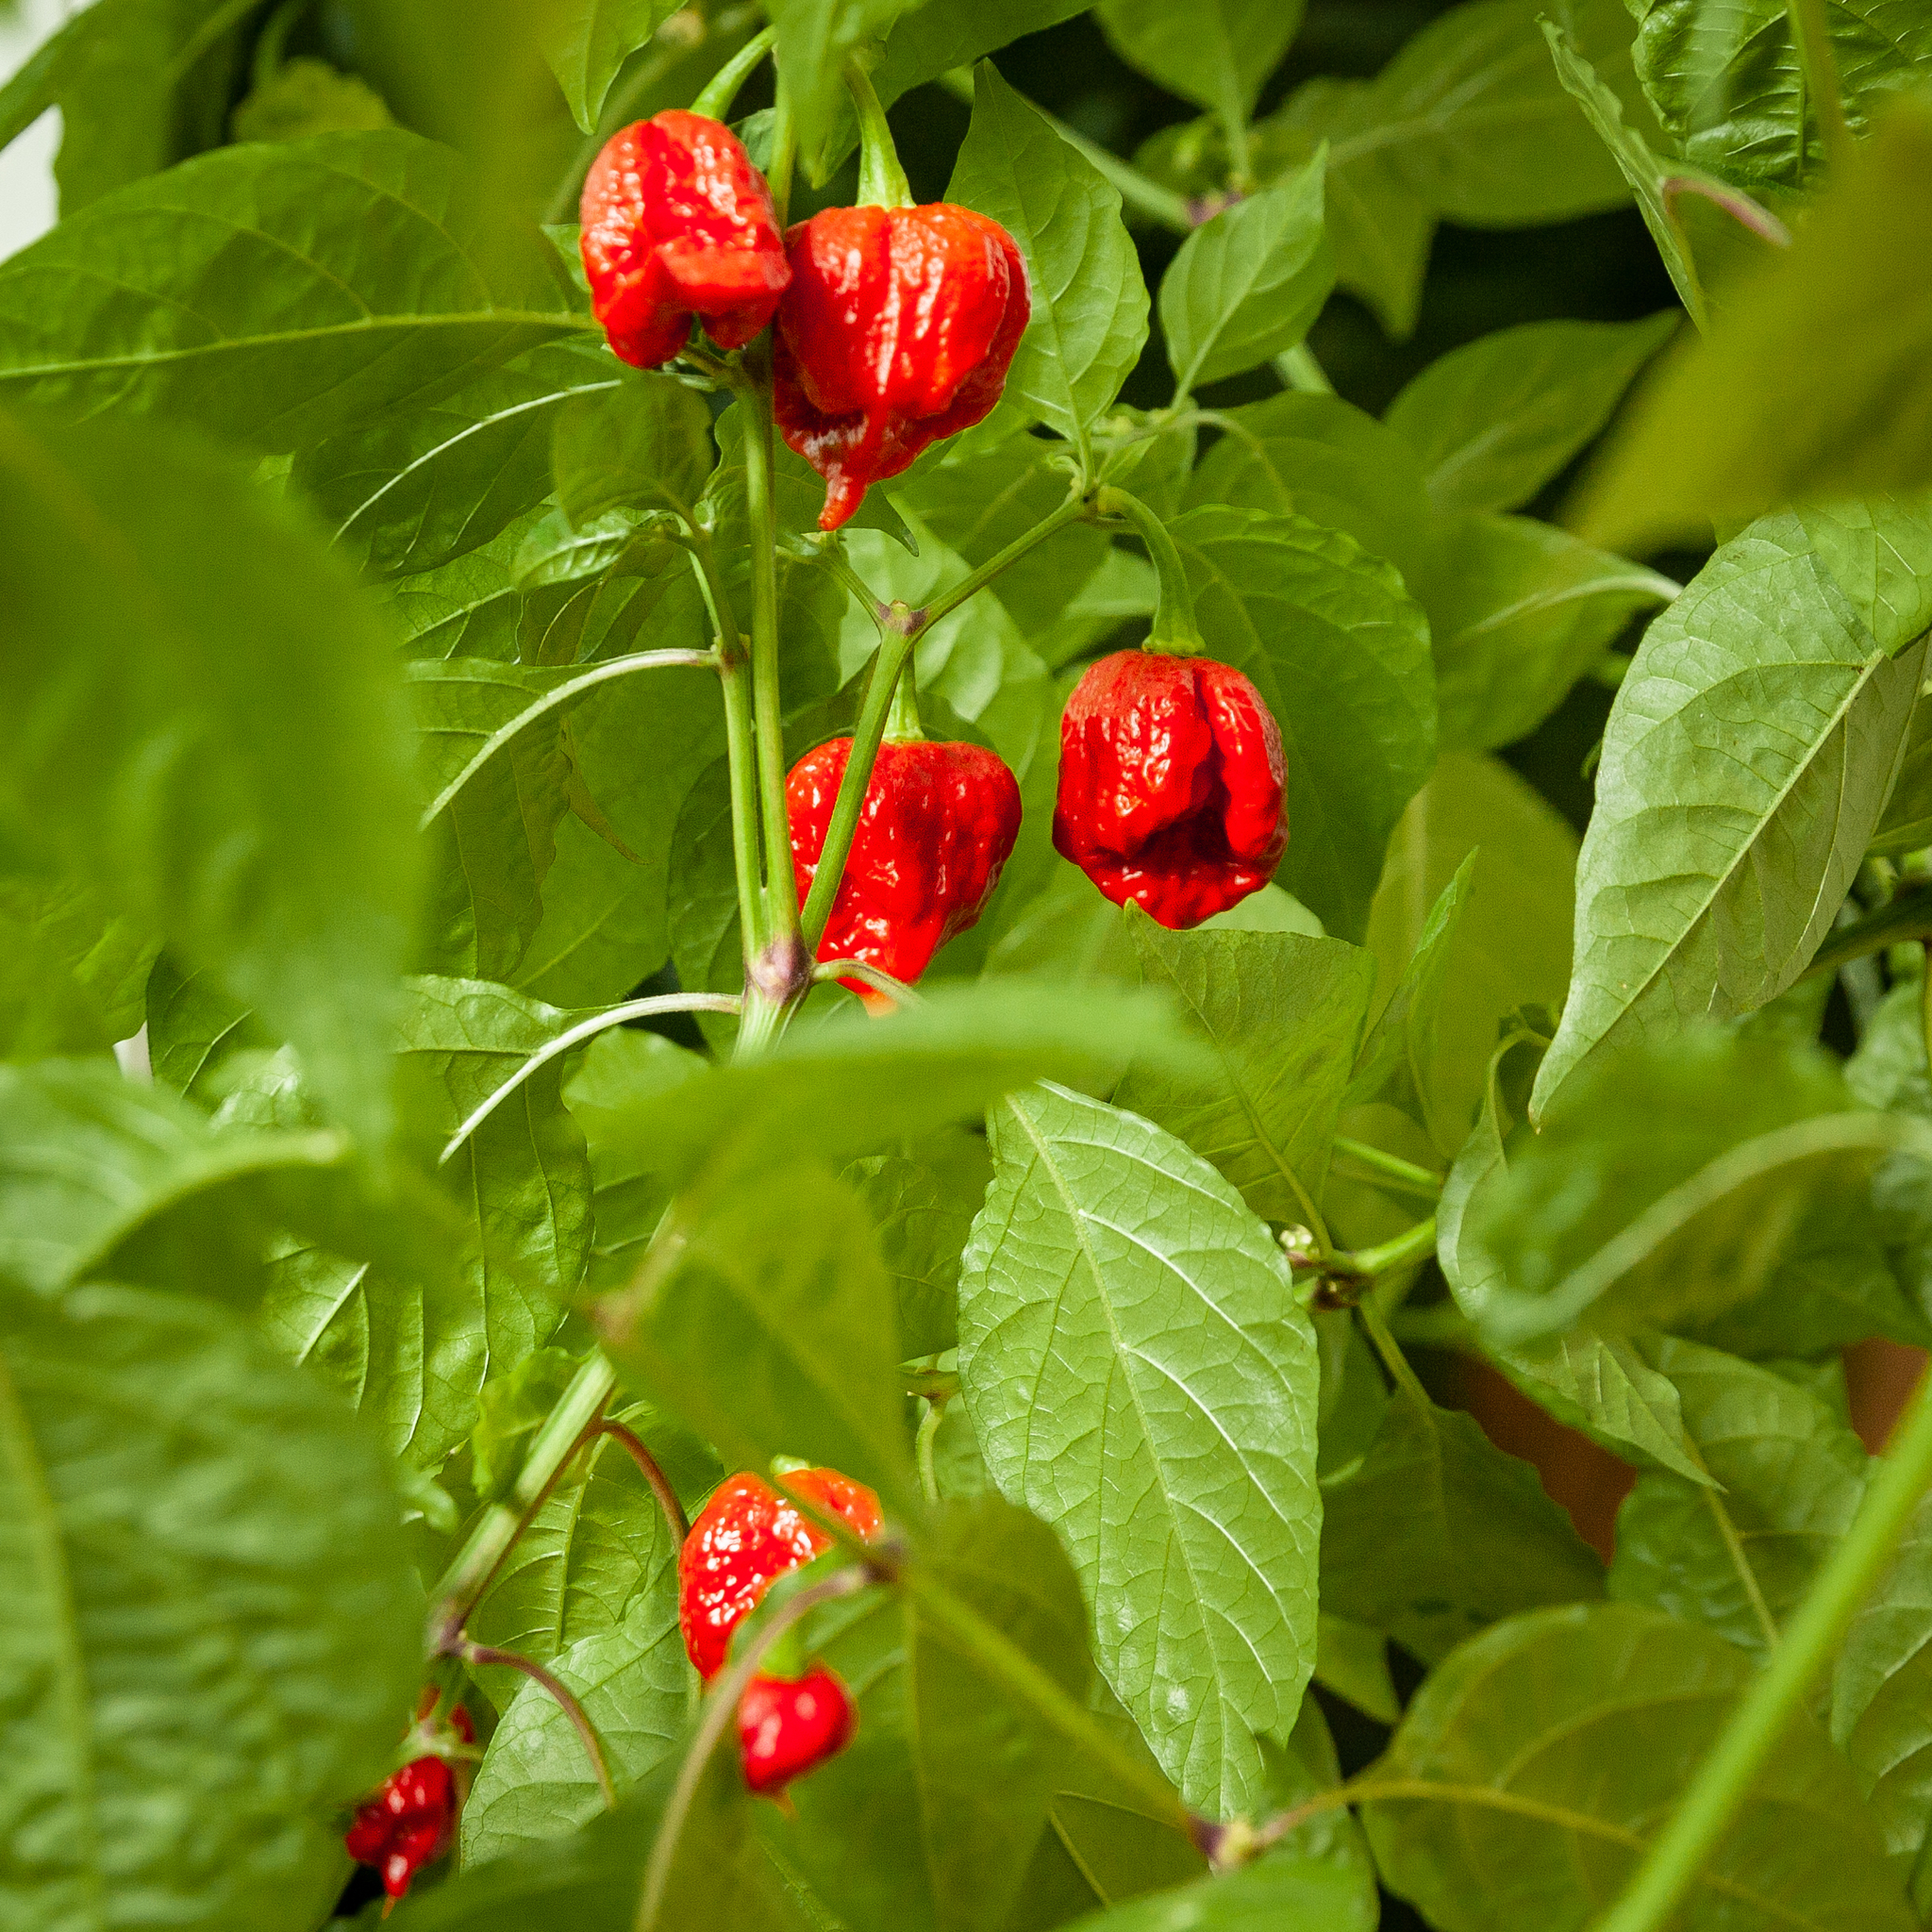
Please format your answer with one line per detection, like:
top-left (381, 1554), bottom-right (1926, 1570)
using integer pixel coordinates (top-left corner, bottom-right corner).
top-left (543, 0), bottom-right (683, 132)
top-left (0, 876), bottom-right (156, 1063)
top-left (1094, 0), bottom-right (1305, 125)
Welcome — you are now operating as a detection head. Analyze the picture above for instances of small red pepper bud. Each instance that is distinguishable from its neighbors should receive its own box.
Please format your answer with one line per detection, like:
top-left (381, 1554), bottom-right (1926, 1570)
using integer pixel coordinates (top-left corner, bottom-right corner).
top-left (677, 1468), bottom-right (882, 1683)
top-left (788, 737), bottom-right (1024, 1001)
top-left (738, 1664), bottom-right (857, 1795)
top-left (1053, 651), bottom-right (1288, 930)
top-left (579, 109), bottom-right (790, 370)
top-left (772, 205), bottom-right (1030, 530)
top-left (343, 1705), bottom-right (475, 1904)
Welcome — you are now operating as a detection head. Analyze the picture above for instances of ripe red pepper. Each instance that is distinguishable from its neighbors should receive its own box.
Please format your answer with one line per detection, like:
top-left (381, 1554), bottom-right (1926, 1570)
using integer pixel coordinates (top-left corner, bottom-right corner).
top-left (579, 109), bottom-right (790, 370)
top-left (343, 1705), bottom-right (474, 1903)
top-left (773, 204), bottom-right (1030, 530)
top-left (1053, 651), bottom-right (1288, 929)
top-left (788, 737), bottom-right (1023, 1000)
top-left (737, 1664), bottom-right (858, 1796)
top-left (677, 1467), bottom-right (882, 1683)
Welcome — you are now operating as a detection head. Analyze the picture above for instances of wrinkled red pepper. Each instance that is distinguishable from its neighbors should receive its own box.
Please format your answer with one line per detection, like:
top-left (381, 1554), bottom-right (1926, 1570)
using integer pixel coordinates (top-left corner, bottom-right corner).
top-left (1053, 651), bottom-right (1287, 929)
top-left (343, 1705), bottom-right (475, 1903)
top-left (773, 204), bottom-right (1030, 530)
top-left (737, 1665), bottom-right (858, 1796)
top-left (788, 737), bottom-right (1024, 1000)
top-left (580, 109), bottom-right (790, 370)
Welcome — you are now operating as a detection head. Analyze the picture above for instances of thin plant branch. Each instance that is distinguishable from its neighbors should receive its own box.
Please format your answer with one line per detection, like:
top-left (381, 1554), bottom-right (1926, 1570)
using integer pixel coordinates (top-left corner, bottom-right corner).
top-left (597, 1419), bottom-right (690, 1545)
top-left (812, 958), bottom-right (926, 1008)
top-left (454, 1641), bottom-right (617, 1807)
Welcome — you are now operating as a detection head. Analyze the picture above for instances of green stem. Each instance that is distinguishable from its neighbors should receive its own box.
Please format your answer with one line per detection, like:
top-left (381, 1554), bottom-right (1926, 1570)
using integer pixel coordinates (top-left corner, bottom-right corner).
top-left (690, 25), bottom-right (774, 121)
top-left (764, 74), bottom-right (797, 226)
top-left (1331, 1137), bottom-right (1443, 1200)
top-left (815, 958), bottom-right (925, 1008)
top-left (168, 0), bottom-right (262, 83)
top-left (847, 59), bottom-right (912, 208)
top-left (1803, 882), bottom-right (1932, 981)
top-left (1357, 1293), bottom-right (1432, 1409)
top-left (1348, 1216), bottom-right (1440, 1281)
top-left (1785, 0), bottom-right (1852, 175)
top-left (1094, 487), bottom-right (1203, 654)
top-left (1594, 1364), bottom-right (1932, 1932)
top-left (916, 1397), bottom-right (946, 1506)
top-left (886, 650), bottom-right (923, 741)
top-left (457, 1641), bottom-right (616, 1806)
top-left (1275, 344), bottom-right (1334, 394)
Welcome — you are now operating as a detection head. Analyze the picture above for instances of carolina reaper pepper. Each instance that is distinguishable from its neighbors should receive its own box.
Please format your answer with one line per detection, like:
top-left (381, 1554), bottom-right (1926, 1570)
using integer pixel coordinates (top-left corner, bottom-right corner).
top-left (580, 109), bottom-right (790, 370)
top-left (788, 736), bottom-right (1023, 1000)
top-left (343, 1704), bottom-right (474, 1904)
top-left (1053, 651), bottom-right (1288, 929)
top-left (677, 1468), bottom-right (881, 1795)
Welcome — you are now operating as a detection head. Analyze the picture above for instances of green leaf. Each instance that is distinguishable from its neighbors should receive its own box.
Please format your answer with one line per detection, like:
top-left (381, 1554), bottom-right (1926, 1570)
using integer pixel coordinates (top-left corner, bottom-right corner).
top-left (144, 959), bottom-right (265, 1104)
top-left (1113, 913), bottom-right (1377, 1226)
top-left (1532, 513), bottom-right (1930, 1117)
top-left (1629, 0), bottom-right (1932, 193)
top-left (0, 408), bottom-right (421, 1148)
top-left (1161, 156), bottom-right (1333, 395)
top-left (1608, 1337), bottom-right (1869, 1655)
top-left (847, 1133), bottom-right (991, 1359)
top-left (1834, 1490), bottom-right (1932, 1871)
top-left (0, 1286), bottom-right (420, 1932)
top-left (958, 1084), bottom-right (1324, 1815)
top-left (947, 62), bottom-right (1150, 471)
top-left (1385, 314), bottom-right (1677, 517)
top-left (1426, 515), bottom-right (1679, 753)
top-left (0, 876), bottom-right (156, 1063)
top-left (1053, 1852), bottom-right (1374, 1930)
top-left (0, 130), bottom-right (588, 451)
top-left (543, 0), bottom-right (683, 132)
top-left (1576, 105), bottom-right (1932, 556)
top-left (553, 372), bottom-right (717, 528)
top-left (1361, 1603), bottom-right (1916, 1932)
top-left (1094, 0), bottom-right (1305, 126)
top-left (771, 0), bottom-right (914, 173)
top-left (603, 1160), bottom-right (917, 1509)
top-left (1171, 506), bottom-right (1436, 941)
top-left (1320, 1385), bottom-right (1604, 1664)
top-left (1313, 1614), bottom-right (1400, 1724)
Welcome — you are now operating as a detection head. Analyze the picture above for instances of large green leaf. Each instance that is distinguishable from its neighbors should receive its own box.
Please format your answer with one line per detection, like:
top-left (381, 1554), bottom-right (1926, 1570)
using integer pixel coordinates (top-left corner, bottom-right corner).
top-left (1608, 1338), bottom-right (1869, 1655)
top-left (947, 63), bottom-right (1150, 472)
top-left (847, 1131), bottom-right (992, 1358)
top-left (1533, 513), bottom-right (1931, 1117)
top-left (1113, 914), bottom-right (1376, 1227)
top-left (542, 0), bottom-right (683, 132)
top-left (771, 0), bottom-right (917, 174)
top-left (1319, 1383), bottom-right (1604, 1664)
top-left (958, 1084), bottom-right (1323, 1815)
top-left (0, 130), bottom-right (590, 451)
top-left (0, 877), bottom-right (156, 1063)
top-left (1160, 157), bottom-right (1333, 397)
top-left (1362, 1603), bottom-right (1917, 1932)
top-left (0, 408), bottom-right (421, 1147)
top-left (1094, 0), bottom-right (1304, 125)
top-left (0, 1287), bottom-right (420, 1932)
top-left (1385, 314), bottom-right (1677, 517)
top-left (1053, 1853), bottom-right (1373, 1930)
top-left (1171, 506), bottom-right (1436, 941)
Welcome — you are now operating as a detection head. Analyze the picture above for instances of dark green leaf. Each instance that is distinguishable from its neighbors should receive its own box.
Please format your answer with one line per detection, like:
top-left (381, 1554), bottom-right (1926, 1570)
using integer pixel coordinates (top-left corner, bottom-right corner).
top-left (959, 1083), bottom-right (1323, 1814)
top-left (0, 1286), bottom-right (420, 1932)
top-left (1534, 514), bottom-right (1931, 1116)
top-left (947, 63), bottom-right (1150, 470)
top-left (0, 408), bottom-right (421, 1147)
top-left (1094, 0), bottom-right (1305, 125)
top-left (847, 1133), bottom-right (991, 1358)
top-left (1362, 1603), bottom-right (1915, 1932)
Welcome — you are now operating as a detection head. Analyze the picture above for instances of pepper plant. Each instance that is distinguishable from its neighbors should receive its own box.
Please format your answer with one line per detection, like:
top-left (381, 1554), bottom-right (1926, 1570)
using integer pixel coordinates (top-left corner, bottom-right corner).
top-left (4, 1), bottom-right (1932, 1929)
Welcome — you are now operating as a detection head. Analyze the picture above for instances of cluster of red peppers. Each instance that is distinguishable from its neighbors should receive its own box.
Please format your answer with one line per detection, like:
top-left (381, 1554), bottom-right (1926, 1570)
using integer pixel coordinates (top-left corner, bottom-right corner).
top-left (343, 1698), bottom-right (473, 1906)
top-left (580, 81), bottom-right (1288, 996)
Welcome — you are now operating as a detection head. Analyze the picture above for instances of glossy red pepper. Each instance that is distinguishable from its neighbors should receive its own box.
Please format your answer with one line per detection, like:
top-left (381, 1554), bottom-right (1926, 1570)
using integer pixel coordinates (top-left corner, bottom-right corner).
top-left (343, 1705), bottom-right (474, 1903)
top-left (579, 109), bottom-right (790, 370)
top-left (1053, 651), bottom-right (1288, 929)
top-left (737, 1664), bottom-right (858, 1795)
top-left (677, 1468), bottom-right (882, 1683)
top-left (773, 204), bottom-right (1030, 530)
top-left (789, 737), bottom-right (1023, 1001)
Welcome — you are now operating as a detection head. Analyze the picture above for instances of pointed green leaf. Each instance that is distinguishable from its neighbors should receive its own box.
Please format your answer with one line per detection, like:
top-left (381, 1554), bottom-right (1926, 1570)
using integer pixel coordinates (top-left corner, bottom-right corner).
top-left (1095, 0), bottom-right (1305, 125)
top-left (542, 0), bottom-right (684, 132)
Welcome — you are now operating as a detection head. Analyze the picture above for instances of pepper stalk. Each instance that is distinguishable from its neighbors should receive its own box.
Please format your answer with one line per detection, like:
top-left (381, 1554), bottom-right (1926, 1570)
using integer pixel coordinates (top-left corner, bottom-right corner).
top-left (1094, 485), bottom-right (1205, 655)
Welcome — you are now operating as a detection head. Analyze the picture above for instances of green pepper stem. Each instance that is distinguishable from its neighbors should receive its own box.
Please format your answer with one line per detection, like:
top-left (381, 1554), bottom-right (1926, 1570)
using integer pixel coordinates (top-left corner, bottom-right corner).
top-left (1094, 486), bottom-right (1204, 655)
top-left (690, 25), bottom-right (775, 122)
top-left (885, 651), bottom-right (924, 741)
top-left (846, 59), bottom-right (913, 209)
top-left (765, 71), bottom-right (798, 226)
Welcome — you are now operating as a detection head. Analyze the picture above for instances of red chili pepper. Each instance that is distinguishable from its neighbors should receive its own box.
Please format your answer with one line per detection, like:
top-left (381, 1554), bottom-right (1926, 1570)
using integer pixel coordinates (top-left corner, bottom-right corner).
top-left (788, 737), bottom-right (1023, 1001)
top-left (343, 1705), bottom-right (475, 1904)
top-left (737, 1664), bottom-right (857, 1795)
top-left (1053, 651), bottom-right (1288, 930)
top-left (677, 1468), bottom-right (882, 1683)
top-left (773, 204), bottom-right (1030, 530)
top-left (579, 109), bottom-right (790, 370)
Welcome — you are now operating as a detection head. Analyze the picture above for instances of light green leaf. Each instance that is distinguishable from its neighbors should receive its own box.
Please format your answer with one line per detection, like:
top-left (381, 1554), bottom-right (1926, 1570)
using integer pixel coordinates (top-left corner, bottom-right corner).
top-left (1161, 156), bottom-right (1334, 396)
top-left (1095, 0), bottom-right (1304, 125)
top-left (0, 131), bottom-right (589, 451)
top-left (1054, 1853), bottom-right (1374, 1930)
top-left (1532, 513), bottom-right (1930, 1117)
top-left (1427, 515), bottom-right (1678, 753)
top-left (947, 62), bottom-right (1150, 470)
top-left (1385, 314), bottom-right (1677, 516)
top-left (543, 0), bottom-right (683, 132)
top-left (0, 877), bottom-right (156, 1063)
top-left (1361, 1603), bottom-right (1916, 1932)
top-left (0, 1287), bottom-right (420, 1932)
top-left (847, 1133), bottom-right (991, 1358)
top-left (771, 0), bottom-right (915, 173)
top-left (1114, 913), bottom-right (1377, 1226)
top-left (553, 372), bottom-right (717, 527)
top-left (1608, 1337), bottom-right (1869, 1655)
top-left (0, 408), bottom-right (421, 1148)
top-left (959, 1084), bottom-right (1323, 1815)
top-left (1171, 506), bottom-right (1437, 941)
